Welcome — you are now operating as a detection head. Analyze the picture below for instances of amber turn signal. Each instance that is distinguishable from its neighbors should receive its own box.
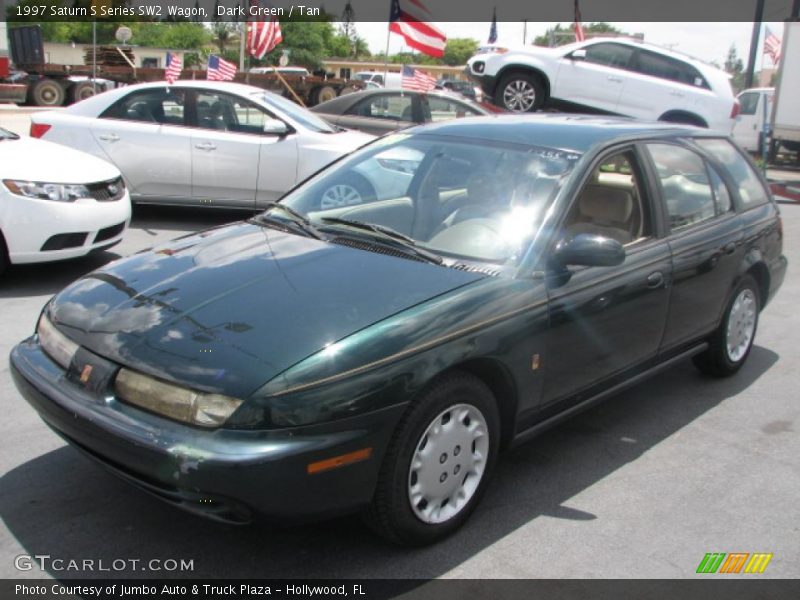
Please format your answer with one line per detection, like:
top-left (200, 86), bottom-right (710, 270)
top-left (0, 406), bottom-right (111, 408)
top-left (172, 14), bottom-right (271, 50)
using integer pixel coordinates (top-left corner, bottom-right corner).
top-left (307, 447), bottom-right (373, 475)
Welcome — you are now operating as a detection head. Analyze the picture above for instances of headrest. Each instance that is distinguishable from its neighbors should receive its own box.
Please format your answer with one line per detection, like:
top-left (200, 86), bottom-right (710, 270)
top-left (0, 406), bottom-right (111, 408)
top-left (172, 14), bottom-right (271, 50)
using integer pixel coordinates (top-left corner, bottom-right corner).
top-left (579, 184), bottom-right (633, 223)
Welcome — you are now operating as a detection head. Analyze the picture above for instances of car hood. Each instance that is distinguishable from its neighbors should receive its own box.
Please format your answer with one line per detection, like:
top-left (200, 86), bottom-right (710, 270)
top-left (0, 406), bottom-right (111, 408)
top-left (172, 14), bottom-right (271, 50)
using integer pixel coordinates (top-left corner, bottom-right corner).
top-left (0, 135), bottom-right (120, 183)
top-left (47, 222), bottom-right (484, 399)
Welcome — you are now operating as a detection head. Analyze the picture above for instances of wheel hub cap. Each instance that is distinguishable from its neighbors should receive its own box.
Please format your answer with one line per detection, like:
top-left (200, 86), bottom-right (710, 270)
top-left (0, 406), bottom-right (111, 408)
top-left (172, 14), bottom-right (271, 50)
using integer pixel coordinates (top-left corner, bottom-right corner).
top-left (408, 403), bottom-right (489, 524)
top-left (320, 184), bottom-right (361, 209)
top-left (726, 288), bottom-right (756, 362)
top-left (503, 80), bottom-right (536, 112)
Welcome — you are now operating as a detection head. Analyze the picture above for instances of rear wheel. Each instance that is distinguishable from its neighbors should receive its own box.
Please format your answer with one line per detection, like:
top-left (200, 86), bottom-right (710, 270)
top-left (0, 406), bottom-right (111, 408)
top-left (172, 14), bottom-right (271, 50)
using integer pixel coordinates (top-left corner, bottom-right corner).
top-left (319, 172), bottom-right (375, 209)
top-left (312, 85), bottom-right (337, 105)
top-left (365, 372), bottom-right (500, 545)
top-left (71, 81), bottom-right (99, 103)
top-left (495, 72), bottom-right (544, 113)
top-left (0, 230), bottom-right (9, 277)
top-left (28, 78), bottom-right (65, 107)
top-left (693, 275), bottom-right (760, 377)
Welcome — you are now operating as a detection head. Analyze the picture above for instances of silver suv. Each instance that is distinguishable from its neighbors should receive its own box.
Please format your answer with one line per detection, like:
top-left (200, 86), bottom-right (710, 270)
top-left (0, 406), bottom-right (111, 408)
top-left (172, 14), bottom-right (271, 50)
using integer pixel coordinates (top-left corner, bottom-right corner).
top-left (467, 38), bottom-right (738, 131)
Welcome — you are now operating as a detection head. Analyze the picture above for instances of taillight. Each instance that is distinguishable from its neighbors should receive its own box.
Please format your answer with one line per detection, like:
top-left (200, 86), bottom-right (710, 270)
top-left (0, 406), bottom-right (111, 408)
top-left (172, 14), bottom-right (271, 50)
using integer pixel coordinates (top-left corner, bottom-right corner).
top-left (30, 123), bottom-right (52, 138)
top-left (730, 100), bottom-right (740, 119)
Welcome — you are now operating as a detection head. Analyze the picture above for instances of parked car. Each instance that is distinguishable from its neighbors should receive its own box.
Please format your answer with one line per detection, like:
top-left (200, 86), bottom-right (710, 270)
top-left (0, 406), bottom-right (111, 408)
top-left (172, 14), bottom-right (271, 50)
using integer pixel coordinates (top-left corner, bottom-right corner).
top-left (28, 81), bottom-right (373, 209)
top-left (353, 71), bottom-right (403, 89)
top-left (11, 115), bottom-right (786, 545)
top-left (435, 78), bottom-right (482, 101)
top-left (310, 88), bottom-right (493, 136)
top-left (467, 38), bottom-right (738, 131)
top-left (0, 127), bottom-right (130, 276)
top-left (731, 88), bottom-right (774, 153)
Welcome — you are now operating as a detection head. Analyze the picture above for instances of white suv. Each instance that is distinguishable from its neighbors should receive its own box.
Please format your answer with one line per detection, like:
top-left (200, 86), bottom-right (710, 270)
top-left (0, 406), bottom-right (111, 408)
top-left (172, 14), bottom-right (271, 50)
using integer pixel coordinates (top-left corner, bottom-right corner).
top-left (467, 38), bottom-right (738, 131)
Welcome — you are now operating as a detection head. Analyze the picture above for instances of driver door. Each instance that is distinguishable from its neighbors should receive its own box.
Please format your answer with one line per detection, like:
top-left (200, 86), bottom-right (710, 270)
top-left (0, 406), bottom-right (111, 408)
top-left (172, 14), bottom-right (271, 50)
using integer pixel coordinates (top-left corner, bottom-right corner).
top-left (554, 42), bottom-right (633, 113)
top-left (542, 146), bottom-right (672, 407)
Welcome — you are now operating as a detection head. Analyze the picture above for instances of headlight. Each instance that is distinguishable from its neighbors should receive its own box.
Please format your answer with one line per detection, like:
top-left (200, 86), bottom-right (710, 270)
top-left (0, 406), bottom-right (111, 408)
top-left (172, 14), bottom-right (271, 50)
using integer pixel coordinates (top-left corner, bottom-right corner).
top-left (37, 314), bottom-right (79, 370)
top-left (3, 179), bottom-right (90, 202)
top-left (115, 369), bottom-right (243, 428)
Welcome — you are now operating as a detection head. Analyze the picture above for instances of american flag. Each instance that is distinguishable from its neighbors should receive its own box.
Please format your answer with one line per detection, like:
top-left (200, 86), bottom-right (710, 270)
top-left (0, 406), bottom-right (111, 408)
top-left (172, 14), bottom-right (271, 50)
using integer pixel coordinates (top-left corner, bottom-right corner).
top-left (207, 55), bottom-right (237, 81)
top-left (573, 0), bottom-right (586, 42)
top-left (487, 8), bottom-right (497, 44)
top-left (389, 0), bottom-right (447, 58)
top-left (763, 26), bottom-right (781, 65)
top-left (401, 65), bottom-right (437, 92)
top-left (247, 0), bottom-right (282, 59)
top-left (165, 52), bottom-right (182, 85)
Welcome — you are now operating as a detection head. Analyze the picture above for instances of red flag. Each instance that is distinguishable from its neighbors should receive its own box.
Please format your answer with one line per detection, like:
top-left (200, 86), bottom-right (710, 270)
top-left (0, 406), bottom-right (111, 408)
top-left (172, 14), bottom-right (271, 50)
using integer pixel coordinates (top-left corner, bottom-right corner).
top-left (573, 0), bottom-right (586, 42)
top-left (763, 26), bottom-right (781, 65)
top-left (389, 0), bottom-right (447, 58)
top-left (247, 1), bottom-right (283, 59)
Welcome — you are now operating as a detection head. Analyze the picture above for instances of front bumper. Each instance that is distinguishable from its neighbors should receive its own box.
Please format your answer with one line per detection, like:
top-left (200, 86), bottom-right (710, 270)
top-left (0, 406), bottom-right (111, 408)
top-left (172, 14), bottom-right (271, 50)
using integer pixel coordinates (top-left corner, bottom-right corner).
top-left (1, 190), bottom-right (131, 264)
top-left (10, 338), bottom-right (404, 524)
top-left (464, 64), bottom-right (497, 99)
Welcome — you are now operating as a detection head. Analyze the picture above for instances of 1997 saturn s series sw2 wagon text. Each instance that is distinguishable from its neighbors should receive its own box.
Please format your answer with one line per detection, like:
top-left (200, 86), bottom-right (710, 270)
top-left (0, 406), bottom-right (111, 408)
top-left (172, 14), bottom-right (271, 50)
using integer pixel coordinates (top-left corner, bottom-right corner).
top-left (11, 115), bottom-right (786, 545)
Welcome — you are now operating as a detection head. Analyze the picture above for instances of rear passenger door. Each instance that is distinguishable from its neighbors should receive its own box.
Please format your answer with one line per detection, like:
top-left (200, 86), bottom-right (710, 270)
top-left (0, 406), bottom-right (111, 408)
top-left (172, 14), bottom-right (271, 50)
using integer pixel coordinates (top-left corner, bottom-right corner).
top-left (644, 141), bottom-right (743, 351)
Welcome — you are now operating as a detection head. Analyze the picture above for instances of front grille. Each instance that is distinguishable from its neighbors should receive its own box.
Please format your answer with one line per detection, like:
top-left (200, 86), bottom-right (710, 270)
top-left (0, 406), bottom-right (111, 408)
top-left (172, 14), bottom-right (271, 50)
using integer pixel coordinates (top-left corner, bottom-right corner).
top-left (94, 221), bottom-right (126, 243)
top-left (86, 177), bottom-right (125, 202)
top-left (40, 232), bottom-right (88, 251)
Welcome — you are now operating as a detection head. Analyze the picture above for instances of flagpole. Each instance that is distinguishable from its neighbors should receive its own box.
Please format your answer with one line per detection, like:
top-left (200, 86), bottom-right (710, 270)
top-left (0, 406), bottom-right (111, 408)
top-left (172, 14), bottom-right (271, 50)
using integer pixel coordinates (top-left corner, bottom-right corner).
top-left (383, 24), bottom-right (391, 87)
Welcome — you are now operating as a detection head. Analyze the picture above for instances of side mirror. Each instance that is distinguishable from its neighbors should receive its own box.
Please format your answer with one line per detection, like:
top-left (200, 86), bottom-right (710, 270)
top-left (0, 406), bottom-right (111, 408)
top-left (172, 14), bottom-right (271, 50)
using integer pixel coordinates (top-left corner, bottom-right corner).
top-left (263, 118), bottom-right (289, 136)
top-left (570, 49), bottom-right (587, 60)
top-left (552, 234), bottom-right (625, 268)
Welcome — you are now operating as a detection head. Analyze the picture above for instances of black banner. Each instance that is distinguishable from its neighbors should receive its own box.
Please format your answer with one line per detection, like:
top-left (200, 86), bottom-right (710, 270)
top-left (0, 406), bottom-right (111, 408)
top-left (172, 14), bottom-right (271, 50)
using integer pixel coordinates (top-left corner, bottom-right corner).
top-left (4, 579), bottom-right (800, 600)
top-left (0, 0), bottom-right (798, 23)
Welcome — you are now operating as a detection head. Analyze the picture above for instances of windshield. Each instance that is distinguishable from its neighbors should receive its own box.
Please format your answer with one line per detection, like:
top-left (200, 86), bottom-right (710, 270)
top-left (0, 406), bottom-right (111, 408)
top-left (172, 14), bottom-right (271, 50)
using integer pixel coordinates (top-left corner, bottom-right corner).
top-left (0, 128), bottom-right (19, 140)
top-left (257, 92), bottom-right (337, 133)
top-left (277, 133), bottom-right (579, 266)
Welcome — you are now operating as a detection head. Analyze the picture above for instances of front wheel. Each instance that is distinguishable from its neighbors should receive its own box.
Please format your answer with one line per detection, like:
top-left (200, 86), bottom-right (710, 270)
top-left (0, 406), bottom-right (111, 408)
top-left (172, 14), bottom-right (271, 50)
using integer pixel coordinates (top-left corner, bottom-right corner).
top-left (495, 72), bottom-right (544, 113)
top-left (365, 372), bottom-right (500, 545)
top-left (693, 275), bottom-right (760, 377)
top-left (319, 173), bottom-right (375, 209)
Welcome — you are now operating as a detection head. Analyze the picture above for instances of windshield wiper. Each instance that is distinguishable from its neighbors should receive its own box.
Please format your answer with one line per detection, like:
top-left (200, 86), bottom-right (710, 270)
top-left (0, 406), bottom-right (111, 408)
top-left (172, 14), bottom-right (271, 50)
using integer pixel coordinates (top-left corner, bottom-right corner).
top-left (253, 202), bottom-right (324, 239)
top-left (320, 217), bottom-right (443, 265)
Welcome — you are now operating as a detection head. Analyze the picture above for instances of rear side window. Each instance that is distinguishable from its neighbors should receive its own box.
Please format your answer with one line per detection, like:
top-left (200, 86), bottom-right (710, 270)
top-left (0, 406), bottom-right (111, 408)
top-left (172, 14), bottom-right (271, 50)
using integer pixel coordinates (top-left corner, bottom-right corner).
top-left (102, 89), bottom-right (186, 125)
top-left (348, 94), bottom-right (414, 122)
top-left (693, 138), bottom-right (770, 209)
top-left (635, 50), bottom-right (709, 89)
top-left (646, 143), bottom-right (716, 231)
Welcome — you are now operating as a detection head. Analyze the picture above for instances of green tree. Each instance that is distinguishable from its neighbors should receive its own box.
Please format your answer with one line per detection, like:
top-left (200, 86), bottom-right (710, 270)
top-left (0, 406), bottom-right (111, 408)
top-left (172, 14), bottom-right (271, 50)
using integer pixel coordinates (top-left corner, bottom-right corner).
top-left (533, 22), bottom-right (626, 47)
top-left (131, 22), bottom-right (210, 49)
top-left (724, 44), bottom-right (746, 93)
top-left (442, 38), bottom-right (478, 66)
top-left (211, 22), bottom-right (238, 55)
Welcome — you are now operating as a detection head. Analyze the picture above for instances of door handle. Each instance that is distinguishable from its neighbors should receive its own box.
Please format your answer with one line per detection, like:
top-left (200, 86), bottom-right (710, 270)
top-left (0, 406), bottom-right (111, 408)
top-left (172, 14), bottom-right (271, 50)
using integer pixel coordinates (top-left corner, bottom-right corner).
top-left (194, 142), bottom-right (217, 151)
top-left (98, 133), bottom-right (119, 142)
top-left (646, 271), bottom-right (664, 289)
top-left (669, 91), bottom-right (684, 97)
top-left (607, 76), bottom-right (623, 83)
top-left (723, 242), bottom-right (737, 255)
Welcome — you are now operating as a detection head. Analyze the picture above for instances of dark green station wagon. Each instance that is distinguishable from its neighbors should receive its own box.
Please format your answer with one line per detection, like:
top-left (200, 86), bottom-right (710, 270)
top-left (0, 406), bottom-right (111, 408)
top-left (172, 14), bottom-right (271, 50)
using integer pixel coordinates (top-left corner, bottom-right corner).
top-left (11, 115), bottom-right (787, 545)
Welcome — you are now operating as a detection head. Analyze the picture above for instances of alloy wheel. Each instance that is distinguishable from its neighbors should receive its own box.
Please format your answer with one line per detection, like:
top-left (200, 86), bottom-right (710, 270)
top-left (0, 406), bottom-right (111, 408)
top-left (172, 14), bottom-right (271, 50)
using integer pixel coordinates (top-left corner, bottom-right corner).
top-left (726, 288), bottom-right (757, 362)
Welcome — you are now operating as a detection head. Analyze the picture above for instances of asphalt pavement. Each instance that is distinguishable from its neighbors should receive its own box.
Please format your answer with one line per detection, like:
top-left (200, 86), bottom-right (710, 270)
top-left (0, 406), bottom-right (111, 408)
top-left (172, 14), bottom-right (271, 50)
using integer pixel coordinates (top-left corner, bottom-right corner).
top-left (0, 111), bottom-right (798, 581)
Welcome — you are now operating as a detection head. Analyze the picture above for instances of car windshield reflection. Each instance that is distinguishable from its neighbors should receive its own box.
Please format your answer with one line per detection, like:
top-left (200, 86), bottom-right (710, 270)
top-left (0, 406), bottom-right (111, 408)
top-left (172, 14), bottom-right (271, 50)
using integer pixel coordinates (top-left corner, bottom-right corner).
top-left (277, 134), bottom-right (579, 266)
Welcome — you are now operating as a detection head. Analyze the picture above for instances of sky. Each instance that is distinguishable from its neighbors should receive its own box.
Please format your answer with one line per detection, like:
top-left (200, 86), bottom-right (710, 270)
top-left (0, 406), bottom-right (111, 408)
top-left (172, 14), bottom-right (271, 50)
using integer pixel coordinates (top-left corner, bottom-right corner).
top-left (351, 22), bottom-right (785, 71)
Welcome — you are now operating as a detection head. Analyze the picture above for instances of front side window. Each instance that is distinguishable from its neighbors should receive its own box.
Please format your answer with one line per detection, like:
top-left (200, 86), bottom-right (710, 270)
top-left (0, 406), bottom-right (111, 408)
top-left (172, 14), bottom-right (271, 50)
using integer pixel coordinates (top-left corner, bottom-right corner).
top-left (584, 43), bottom-right (635, 69)
top-left (738, 92), bottom-right (760, 115)
top-left (563, 151), bottom-right (650, 245)
top-left (196, 91), bottom-right (270, 134)
top-left (102, 88), bottom-right (186, 125)
top-left (693, 138), bottom-right (770, 209)
top-left (647, 143), bottom-right (716, 231)
top-left (278, 134), bottom-right (579, 265)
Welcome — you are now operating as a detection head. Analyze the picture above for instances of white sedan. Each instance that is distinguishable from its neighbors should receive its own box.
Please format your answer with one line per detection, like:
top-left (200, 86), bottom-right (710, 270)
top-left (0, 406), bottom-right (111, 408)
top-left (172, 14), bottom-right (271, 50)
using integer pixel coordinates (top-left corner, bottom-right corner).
top-left (0, 127), bottom-right (131, 275)
top-left (29, 81), bottom-right (375, 210)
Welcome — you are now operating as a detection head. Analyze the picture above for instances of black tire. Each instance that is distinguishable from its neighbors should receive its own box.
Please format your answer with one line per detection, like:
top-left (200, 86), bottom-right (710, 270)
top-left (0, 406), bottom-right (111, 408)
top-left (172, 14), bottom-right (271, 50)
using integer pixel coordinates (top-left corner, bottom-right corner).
top-left (0, 230), bottom-right (9, 277)
top-left (319, 172), bottom-right (376, 209)
top-left (693, 275), bottom-right (760, 377)
top-left (365, 372), bottom-right (500, 546)
top-left (71, 80), bottom-right (99, 103)
top-left (312, 85), bottom-right (337, 105)
top-left (494, 71), bottom-right (544, 113)
top-left (28, 78), bottom-right (66, 107)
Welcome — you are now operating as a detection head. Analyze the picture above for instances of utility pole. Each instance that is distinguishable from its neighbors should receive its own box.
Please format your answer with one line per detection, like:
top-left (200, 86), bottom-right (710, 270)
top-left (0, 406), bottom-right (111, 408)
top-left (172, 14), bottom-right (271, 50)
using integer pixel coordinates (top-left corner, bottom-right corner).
top-left (522, 20), bottom-right (527, 45)
top-left (745, 0), bottom-right (766, 89)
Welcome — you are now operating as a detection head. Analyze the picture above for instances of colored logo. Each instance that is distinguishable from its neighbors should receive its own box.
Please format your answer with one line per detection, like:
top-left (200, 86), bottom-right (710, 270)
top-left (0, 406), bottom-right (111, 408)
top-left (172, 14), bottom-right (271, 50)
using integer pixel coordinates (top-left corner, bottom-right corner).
top-left (696, 552), bottom-right (773, 574)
